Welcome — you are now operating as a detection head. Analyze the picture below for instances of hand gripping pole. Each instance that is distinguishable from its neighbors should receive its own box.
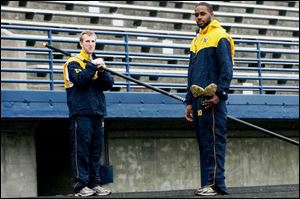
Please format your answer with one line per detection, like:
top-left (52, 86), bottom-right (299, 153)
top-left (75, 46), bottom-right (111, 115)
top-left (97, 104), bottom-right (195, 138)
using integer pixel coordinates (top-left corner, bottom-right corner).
top-left (43, 43), bottom-right (185, 102)
top-left (44, 43), bottom-right (299, 146)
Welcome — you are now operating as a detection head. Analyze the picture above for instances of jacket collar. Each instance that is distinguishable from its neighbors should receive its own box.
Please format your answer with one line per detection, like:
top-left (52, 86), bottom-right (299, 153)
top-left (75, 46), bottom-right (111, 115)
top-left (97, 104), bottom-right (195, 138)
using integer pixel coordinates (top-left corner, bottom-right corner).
top-left (199, 19), bottom-right (223, 35)
top-left (79, 49), bottom-right (92, 61)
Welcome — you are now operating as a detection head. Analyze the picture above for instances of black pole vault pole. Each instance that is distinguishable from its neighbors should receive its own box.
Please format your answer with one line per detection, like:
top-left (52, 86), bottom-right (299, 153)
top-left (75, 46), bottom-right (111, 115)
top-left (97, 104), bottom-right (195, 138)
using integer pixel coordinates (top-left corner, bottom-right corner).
top-left (227, 115), bottom-right (299, 146)
top-left (44, 43), bottom-right (299, 146)
top-left (43, 43), bottom-right (185, 102)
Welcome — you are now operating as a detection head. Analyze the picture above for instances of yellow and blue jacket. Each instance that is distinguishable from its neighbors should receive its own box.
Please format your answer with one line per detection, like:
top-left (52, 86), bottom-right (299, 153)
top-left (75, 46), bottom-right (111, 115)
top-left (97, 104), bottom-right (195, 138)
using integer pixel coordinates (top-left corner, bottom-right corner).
top-left (185, 19), bottom-right (234, 105)
top-left (63, 49), bottom-right (114, 117)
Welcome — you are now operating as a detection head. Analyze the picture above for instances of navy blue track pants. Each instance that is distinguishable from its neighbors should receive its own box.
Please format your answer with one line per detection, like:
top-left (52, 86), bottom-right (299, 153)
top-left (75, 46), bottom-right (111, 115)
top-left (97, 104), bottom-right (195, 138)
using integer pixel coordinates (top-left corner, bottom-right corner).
top-left (69, 115), bottom-right (104, 191)
top-left (193, 99), bottom-right (228, 194)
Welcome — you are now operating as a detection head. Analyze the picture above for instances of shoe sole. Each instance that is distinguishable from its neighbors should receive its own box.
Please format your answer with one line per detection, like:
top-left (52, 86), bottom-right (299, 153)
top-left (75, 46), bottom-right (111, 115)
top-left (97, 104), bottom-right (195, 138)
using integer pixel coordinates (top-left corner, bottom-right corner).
top-left (95, 192), bottom-right (111, 196)
top-left (74, 192), bottom-right (95, 197)
top-left (195, 192), bottom-right (218, 196)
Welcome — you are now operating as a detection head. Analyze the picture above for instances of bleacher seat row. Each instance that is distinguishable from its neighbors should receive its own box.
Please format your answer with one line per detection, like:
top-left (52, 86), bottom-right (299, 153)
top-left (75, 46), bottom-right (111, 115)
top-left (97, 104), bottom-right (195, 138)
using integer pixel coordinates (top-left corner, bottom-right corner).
top-left (1, 5), bottom-right (299, 37)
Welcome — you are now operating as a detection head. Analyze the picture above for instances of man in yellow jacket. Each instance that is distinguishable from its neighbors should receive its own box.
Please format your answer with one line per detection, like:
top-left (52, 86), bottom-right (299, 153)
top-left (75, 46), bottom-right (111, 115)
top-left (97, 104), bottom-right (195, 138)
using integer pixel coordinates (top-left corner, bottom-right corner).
top-left (184, 2), bottom-right (235, 196)
top-left (64, 30), bottom-right (114, 197)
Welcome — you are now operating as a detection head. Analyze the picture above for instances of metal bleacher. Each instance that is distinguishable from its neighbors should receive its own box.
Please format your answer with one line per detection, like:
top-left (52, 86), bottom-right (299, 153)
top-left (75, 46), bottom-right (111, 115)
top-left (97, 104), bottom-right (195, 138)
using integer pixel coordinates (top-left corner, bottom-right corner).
top-left (1, 2), bottom-right (299, 198)
top-left (1, 1), bottom-right (299, 37)
top-left (1, 0), bottom-right (299, 119)
top-left (1, 1), bottom-right (299, 40)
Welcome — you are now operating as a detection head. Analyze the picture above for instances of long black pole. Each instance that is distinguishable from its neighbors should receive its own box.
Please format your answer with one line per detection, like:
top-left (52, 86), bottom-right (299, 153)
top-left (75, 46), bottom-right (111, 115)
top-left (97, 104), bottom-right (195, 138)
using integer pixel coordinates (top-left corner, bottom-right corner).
top-left (44, 43), bottom-right (185, 102)
top-left (227, 115), bottom-right (298, 146)
top-left (44, 44), bottom-right (299, 146)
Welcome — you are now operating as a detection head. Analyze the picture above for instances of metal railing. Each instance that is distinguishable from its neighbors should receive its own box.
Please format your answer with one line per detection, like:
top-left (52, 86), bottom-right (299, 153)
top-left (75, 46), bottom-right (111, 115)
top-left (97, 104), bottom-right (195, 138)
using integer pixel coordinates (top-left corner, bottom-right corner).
top-left (1, 25), bottom-right (299, 146)
top-left (1, 25), bottom-right (299, 94)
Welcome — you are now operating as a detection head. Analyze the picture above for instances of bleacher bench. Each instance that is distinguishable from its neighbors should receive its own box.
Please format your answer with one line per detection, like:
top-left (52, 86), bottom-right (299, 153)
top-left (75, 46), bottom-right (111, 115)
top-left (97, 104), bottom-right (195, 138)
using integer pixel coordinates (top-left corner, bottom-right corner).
top-left (2, 19), bottom-right (299, 43)
top-left (40, 1), bottom-right (298, 25)
top-left (1, 6), bottom-right (298, 36)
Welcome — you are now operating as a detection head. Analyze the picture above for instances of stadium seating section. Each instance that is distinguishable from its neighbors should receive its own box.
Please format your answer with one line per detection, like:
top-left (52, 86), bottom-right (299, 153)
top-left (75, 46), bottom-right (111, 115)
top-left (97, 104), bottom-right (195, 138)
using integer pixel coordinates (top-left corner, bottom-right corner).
top-left (1, 1), bottom-right (299, 95)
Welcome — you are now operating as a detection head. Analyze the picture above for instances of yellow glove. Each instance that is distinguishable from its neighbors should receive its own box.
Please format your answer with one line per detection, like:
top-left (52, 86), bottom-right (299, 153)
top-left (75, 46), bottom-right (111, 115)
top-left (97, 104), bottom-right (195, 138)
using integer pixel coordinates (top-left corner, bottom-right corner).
top-left (203, 83), bottom-right (217, 96)
top-left (190, 84), bottom-right (204, 97)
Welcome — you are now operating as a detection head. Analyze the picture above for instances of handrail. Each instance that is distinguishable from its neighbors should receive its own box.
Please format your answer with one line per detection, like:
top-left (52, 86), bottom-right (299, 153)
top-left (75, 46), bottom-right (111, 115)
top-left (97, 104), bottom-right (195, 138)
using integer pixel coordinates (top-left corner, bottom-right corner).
top-left (41, 43), bottom-right (299, 146)
top-left (1, 25), bottom-right (299, 146)
top-left (1, 25), bottom-right (299, 94)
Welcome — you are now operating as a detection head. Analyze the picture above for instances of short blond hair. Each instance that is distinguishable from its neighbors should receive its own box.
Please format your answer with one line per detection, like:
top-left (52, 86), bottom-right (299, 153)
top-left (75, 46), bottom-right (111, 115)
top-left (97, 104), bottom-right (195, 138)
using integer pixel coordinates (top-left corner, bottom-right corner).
top-left (79, 30), bottom-right (97, 42)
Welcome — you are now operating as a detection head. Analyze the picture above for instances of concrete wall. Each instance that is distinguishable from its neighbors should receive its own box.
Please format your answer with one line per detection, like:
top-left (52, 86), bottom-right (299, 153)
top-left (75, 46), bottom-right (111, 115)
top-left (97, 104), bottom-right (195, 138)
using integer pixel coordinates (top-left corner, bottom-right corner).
top-left (107, 136), bottom-right (300, 192)
top-left (1, 122), bottom-right (38, 198)
top-left (105, 120), bottom-right (299, 192)
top-left (0, 119), bottom-right (298, 197)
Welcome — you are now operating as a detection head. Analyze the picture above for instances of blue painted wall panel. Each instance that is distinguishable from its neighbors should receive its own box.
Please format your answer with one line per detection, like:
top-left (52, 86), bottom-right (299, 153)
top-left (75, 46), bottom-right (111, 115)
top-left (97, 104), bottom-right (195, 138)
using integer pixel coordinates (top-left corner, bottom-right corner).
top-left (1, 90), bottom-right (299, 119)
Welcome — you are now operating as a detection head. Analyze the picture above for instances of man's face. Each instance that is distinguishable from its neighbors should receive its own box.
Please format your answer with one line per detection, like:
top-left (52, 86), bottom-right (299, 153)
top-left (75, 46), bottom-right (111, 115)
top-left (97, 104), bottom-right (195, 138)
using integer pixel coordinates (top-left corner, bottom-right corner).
top-left (80, 34), bottom-right (96, 54)
top-left (194, 5), bottom-right (213, 29)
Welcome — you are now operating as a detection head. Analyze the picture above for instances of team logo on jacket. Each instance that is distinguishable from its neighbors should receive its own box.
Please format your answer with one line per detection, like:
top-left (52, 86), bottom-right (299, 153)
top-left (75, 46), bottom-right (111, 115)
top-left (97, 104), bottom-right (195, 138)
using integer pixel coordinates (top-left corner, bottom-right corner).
top-left (74, 68), bottom-right (82, 73)
top-left (203, 37), bottom-right (209, 42)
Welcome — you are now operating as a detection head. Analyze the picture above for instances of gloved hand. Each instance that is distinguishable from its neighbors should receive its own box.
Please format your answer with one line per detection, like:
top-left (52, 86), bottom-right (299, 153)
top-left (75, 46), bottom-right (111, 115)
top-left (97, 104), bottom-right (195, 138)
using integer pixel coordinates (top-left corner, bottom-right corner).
top-left (203, 83), bottom-right (217, 96)
top-left (191, 83), bottom-right (217, 97)
top-left (191, 84), bottom-right (204, 97)
top-left (91, 58), bottom-right (106, 69)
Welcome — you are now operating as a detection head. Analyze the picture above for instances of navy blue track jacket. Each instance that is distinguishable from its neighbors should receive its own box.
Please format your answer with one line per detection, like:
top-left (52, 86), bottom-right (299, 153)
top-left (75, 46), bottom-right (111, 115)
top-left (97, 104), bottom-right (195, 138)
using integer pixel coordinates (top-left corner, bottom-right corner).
top-left (63, 49), bottom-right (114, 117)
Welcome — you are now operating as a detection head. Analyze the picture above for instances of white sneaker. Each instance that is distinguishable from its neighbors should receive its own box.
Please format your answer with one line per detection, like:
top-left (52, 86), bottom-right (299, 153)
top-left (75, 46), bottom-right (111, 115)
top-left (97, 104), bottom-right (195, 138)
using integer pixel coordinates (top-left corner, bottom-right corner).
top-left (74, 186), bottom-right (96, 197)
top-left (92, 185), bottom-right (111, 196)
top-left (194, 185), bottom-right (218, 196)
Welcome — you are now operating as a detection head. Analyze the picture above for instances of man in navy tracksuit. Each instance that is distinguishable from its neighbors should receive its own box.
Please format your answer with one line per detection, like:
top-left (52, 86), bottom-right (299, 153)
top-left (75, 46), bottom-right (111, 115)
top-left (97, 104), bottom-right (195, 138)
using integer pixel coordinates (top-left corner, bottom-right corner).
top-left (63, 30), bottom-right (114, 197)
top-left (184, 2), bottom-right (235, 196)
